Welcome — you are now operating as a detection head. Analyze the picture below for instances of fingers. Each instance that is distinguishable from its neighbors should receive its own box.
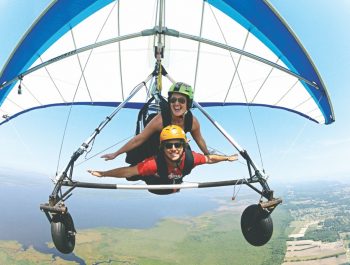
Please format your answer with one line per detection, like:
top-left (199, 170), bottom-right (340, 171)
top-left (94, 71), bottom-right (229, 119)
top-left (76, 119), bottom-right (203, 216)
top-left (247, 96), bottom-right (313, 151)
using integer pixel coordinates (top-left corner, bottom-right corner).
top-left (101, 153), bottom-right (116, 161)
top-left (101, 154), bottom-right (111, 161)
top-left (228, 154), bottom-right (239, 161)
top-left (87, 170), bottom-right (103, 177)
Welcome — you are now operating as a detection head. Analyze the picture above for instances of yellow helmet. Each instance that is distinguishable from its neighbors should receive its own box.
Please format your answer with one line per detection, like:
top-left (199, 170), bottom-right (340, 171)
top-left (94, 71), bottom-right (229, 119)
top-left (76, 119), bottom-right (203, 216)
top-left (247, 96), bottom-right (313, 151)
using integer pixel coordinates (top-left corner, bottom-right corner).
top-left (160, 125), bottom-right (186, 143)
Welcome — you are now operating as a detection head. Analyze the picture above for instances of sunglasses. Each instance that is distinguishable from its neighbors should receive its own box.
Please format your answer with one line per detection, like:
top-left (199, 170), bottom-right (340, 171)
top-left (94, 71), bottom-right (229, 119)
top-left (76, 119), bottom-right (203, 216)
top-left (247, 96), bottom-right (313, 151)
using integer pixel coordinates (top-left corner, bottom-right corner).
top-left (170, 97), bottom-right (186, 104)
top-left (164, 142), bottom-right (183, 149)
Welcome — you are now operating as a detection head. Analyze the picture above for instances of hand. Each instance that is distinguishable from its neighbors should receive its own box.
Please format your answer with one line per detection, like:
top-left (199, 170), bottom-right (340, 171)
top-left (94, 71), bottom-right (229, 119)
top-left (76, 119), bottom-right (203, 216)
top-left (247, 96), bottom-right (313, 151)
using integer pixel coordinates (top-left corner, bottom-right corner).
top-left (87, 170), bottom-right (104, 177)
top-left (101, 152), bottom-right (117, 161)
top-left (227, 154), bottom-right (239, 162)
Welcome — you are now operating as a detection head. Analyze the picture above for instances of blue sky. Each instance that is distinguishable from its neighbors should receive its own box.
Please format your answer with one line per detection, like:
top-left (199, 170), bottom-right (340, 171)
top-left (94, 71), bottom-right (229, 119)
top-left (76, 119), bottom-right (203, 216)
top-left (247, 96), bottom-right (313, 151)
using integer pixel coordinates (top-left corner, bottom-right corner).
top-left (0, 0), bottom-right (349, 185)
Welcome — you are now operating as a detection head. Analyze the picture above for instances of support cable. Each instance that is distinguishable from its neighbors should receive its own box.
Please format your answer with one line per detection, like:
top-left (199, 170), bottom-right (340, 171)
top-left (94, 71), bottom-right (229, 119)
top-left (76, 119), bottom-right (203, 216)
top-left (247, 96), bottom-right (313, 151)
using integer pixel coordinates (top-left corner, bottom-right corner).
top-left (205, 7), bottom-right (265, 170)
top-left (274, 79), bottom-right (299, 106)
top-left (277, 94), bottom-right (324, 164)
top-left (250, 57), bottom-right (280, 103)
top-left (207, 4), bottom-right (242, 105)
top-left (117, 0), bottom-right (125, 100)
top-left (232, 178), bottom-right (247, 200)
top-left (206, 145), bottom-right (247, 167)
top-left (9, 121), bottom-right (53, 178)
top-left (75, 135), bottom-right (133, 167)
top-left (38, 56), bottom-right (66, 102)
top-left (69, 27), bottom-right (93, 103)
top-left (55, 5), bottom-right (117, 175)
top-left (193, 0), bottom-right (206, 93)
top-left (20, 82), bottom-right (42, 105)
top-left (6, 98), bottom-right (23, 111)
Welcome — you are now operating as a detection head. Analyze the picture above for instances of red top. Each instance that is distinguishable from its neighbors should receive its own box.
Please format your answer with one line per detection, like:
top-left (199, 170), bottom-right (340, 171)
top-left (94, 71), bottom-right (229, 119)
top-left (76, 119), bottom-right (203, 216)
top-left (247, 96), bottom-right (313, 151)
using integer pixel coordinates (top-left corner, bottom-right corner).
top-left (137, 151), bottom-right (206, 180)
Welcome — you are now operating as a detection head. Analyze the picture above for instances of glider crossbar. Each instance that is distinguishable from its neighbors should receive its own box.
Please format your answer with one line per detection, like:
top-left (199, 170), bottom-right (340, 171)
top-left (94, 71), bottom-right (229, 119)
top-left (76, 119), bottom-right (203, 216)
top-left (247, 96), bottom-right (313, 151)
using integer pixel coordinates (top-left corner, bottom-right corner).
top-left (1, 26), bottom-right (317, 91)
top-left (61, 178), bottom-right (257, 190)
top-left (164, 29), bottom-right (319, 89)
top-left (192, 100), bottom-right (273, 198)
top-left (0, 29), bottom-right (156, 90)
top-left (50, 75), bottom-right (152, 205)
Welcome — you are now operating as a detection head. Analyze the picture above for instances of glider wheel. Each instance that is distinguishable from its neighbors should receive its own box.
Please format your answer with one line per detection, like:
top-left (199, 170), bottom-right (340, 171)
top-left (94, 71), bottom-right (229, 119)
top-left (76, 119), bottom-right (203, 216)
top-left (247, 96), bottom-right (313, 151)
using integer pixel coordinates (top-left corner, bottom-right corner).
top-left (51, 212), bottom-right (76, 254)
top-left (241, 204), bottom-right (273, 246)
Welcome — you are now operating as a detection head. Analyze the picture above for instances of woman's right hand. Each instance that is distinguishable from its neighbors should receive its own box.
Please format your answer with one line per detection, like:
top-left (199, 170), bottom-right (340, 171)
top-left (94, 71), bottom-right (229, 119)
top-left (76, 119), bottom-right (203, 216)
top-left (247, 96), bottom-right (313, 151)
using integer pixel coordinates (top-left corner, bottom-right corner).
top-left (101, 152), bottom-right (118, 161)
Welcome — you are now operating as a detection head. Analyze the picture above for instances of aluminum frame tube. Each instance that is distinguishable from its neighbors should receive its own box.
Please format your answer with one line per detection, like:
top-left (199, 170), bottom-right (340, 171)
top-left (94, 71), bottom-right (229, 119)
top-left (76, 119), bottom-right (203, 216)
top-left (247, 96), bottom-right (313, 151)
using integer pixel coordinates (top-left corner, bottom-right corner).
top-left (0, 30), bottom-right (156, 90)
top-left (192, 100), bottom-right (263, 175)
top-left (51, 76), bottom-right (152, 200)
top-left (61, 178), bottom-right (256, 190)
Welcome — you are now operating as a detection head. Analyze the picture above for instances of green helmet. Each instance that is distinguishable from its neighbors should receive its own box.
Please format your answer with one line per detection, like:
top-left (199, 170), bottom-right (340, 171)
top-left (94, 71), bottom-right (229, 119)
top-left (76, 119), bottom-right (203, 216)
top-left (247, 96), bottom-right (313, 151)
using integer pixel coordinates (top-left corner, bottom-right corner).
top-left (168, 82), bottom-right (193, 109)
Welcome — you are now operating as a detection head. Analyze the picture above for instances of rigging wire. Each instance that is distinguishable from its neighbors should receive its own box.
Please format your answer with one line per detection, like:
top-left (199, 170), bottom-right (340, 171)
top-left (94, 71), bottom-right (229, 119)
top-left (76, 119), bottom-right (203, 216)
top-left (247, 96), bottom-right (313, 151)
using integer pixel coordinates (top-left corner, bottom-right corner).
top-left (207, 5), bottom-right (243, 105)
top-left (55, 3), bottom-right (117, 175)
top-left (208, 5), bottom-right (265, 170)
top-left (69, 28), bottom-right (93, 103)
top-left (250, 57), bottom-right (280, 103)
top-left (276, 94), bottom-right (324, 165)
top-left (20, 82), bottom-right (42, 105)
top-left (231, 178), bottom-right (247, 201)
top-left (274, 79), bottom-right (299, 106)
top-left (193, 0), bottom-right (206, 93)
top-left (75, 135), bottom-right (133, 167)
top-left (207, 145), bottom-right (247, 167)
top-left (69, 1), bottom-right (118, 103)
top-left (55, 102), bottom-right (75, 176)
top-left (8, 122), bottom-right (52, 179)
top-left (5, 98), bottom-right (23, 111)
top-left (38, 56), bottom-right (66, 103)
top-left (117, 0), bottom-right (125, 101)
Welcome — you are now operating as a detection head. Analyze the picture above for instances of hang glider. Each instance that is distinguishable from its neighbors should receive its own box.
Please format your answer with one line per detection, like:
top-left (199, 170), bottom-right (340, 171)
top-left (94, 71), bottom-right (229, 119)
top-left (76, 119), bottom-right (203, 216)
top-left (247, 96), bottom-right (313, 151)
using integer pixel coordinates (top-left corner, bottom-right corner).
top-left (0, 0), bottom-right (335, 255)
top-left (0, 0), bottom-right (334, 125)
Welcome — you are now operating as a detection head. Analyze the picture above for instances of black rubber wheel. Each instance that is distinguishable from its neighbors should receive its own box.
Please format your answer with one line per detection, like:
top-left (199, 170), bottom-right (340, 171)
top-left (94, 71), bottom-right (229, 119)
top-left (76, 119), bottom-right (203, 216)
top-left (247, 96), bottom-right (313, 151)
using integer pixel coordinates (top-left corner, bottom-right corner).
top-left (241, 204), bottom-right (273, 246)
top-left (51, 213), bottom-right (76, 254)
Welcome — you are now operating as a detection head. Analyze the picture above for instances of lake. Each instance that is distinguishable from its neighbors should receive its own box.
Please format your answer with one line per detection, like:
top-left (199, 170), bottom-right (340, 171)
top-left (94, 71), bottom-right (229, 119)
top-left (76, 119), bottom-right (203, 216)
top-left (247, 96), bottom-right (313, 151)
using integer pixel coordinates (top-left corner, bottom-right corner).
top-left (0, 173), bottom-right (226, 250)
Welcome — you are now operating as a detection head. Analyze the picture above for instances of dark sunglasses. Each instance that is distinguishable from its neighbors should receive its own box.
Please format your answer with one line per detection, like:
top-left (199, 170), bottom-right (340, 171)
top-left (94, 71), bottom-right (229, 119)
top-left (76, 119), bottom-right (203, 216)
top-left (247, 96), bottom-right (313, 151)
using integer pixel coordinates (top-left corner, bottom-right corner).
top-left (170, 97), bottom-right (186, 104)
top-left (164, 142), bottom-right (183, 149)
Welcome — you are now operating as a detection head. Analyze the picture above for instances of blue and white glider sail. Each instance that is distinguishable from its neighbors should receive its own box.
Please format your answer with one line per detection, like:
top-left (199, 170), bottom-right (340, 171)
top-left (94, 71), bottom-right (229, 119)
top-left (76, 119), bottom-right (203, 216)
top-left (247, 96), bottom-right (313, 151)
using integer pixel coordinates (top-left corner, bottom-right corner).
top-left (0, 0), bottom-right (334, 126)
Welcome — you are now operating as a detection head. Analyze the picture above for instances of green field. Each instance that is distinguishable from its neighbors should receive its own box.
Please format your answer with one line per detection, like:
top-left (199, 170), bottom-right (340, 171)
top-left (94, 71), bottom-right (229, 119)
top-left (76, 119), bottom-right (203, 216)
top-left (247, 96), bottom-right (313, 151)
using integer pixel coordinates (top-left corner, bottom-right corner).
top-left (0, 202), bottom-right (292, 265)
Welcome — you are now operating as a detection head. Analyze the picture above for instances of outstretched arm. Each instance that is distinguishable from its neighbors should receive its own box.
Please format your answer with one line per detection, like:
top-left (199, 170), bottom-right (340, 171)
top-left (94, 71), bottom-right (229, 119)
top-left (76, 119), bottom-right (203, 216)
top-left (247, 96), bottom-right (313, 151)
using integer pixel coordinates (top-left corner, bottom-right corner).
top-left (205, 154), bottom-right (239, 164)
top-left (88, 165), bottom-right (139, 178)
top-left (191, 116), bottom-right (210, 155)
top-left (101, 114), bottom-right (163, 161)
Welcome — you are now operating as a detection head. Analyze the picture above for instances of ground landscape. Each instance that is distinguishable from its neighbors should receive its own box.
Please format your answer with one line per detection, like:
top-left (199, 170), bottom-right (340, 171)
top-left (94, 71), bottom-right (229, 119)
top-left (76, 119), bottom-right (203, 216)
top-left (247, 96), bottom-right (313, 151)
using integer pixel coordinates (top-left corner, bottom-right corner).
top-left (281, 182), bottom-right (350, 265)
top-left (0, 181), bottom-right (349, 264)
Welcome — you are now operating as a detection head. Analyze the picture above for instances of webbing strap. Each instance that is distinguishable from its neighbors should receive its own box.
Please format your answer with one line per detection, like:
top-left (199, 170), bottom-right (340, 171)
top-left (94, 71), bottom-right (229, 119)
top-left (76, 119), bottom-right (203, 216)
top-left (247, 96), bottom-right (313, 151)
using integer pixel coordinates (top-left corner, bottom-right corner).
top-left (135, 96), bottom-right (155, 134)
top-left (135, 94), bottom-right (168, 134)
top-left (155, 146), bottom-right (194, 184)
top-left (161, 109), bottom-right (193, 133)
top-left (184, 111), bottom-right (193, 133)
top-left (182, 145), bottom-right (194, 176)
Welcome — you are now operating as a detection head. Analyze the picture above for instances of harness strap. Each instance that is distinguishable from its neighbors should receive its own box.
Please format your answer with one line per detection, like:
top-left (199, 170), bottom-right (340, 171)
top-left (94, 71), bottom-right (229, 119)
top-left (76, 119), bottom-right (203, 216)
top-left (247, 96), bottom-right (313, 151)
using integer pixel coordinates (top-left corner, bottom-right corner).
top-left (161, 105), bottom-right (171, 128)
top-left (162, 109), bottom-right (193, 133)
top-left (155, 146), bottom-right (194, 184)
top-left (135, 96), bottom-right (155, 134)
top-left (155, 151), bottom-right (169, 183)
top-left (182, 145), bottom-right (194, 176)
top-left (135, 94), bottom-right (168, 134)
top-left (126, 94), bottom-right (167, 165)
top-left (184, 111), bottom-right (193, 133)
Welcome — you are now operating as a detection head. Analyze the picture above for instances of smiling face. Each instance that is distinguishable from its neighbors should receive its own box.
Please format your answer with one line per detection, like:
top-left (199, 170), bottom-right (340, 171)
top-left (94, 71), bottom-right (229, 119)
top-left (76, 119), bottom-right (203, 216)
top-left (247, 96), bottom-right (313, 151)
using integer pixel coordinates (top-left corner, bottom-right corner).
top-left (169, 92), bottom-right (188, 117)
top-left (162, 140), bottom-right (185, 162)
